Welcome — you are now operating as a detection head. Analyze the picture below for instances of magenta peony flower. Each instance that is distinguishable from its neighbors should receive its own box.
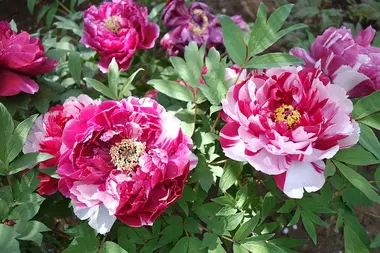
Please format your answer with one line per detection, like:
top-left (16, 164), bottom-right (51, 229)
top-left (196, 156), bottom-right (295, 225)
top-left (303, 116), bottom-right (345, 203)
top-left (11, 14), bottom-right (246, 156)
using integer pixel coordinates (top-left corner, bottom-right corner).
top-left (23, 95), bottom-right (95, 195)
top-left (81, 0), bottom-right (160, 73)
top-left (0, 21), bottom-right (57, 96)
top-left (220, 67), bottom-right (359, 198)
top-left (291, 26), bottom-right (380, 97)
top-left (57, 97), bottom-right (197, 233)
top-left (160, 0), bottom-right (247, 56)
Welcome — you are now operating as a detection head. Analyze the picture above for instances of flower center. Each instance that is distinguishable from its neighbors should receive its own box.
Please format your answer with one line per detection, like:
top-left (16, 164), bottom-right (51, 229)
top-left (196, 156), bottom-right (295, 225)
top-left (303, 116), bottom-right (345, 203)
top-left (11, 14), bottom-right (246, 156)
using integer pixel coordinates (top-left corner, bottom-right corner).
top-left (190, 9), bottom-right (209, 35)
top-left (274, 104), bottom-right (301, 129)
top-left (109, 139), bottom-right (145, 171)
top-left (104, 16), bottom-right (121, 33)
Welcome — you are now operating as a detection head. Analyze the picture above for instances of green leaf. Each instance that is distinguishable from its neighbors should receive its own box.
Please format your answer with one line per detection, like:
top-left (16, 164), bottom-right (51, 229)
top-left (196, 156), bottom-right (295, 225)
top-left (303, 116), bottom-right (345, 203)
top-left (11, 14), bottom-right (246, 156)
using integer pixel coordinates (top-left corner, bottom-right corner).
top-left (9, 152), bottom-right (54, 175)
top-left (270, 238), bottom-right (305, 248)
top-left (359, 112), bottom-right (380, 130)
top-left (46, 2), bottom-right (58, 27)
top-left (234, 214), bottom-right (260, 241)
top-left (262, 192), bottom-right (276, 219)
top-left (200, 232), bottom-right (221, 250)
top-left (119, 68), bottom-right (144, 99)
top-left (170, 237), bottom-right (189, 253)
top-left (324, 160), bottom-right (336, 177)
top-left (37, 6), bottom-right (50, 23)
top-left (277, 199), bottom-right (295, 213)
top-left (6, 114), bottom-right (38, 163)
top-left (248, 3), bottom-right (267, 55)
top-left (358, 123), bottom-right (380, 159)
top-left (69, 52), bottom-right (82, 85)
top-left (199, 48), bottom-right (228, 105)
top-left (183, 42), bottom-right (205, 87)
top-left (245, 53), bottom-right (304, 69)
top-left (301, 213), bottom-right (317, 244)
top-left (15, 220), bottom-right (50, 246)
top-left (0, 224), bottom-right (20, 253)
top-left (9, 202), bottom-right (41, 221)
top-left (84, 78), bottom-right (117, 100)
top-left (288, 208), bottom-right (301, 226)
top-left (225, 212), bottom-right (244, 231)
top-left (333, 145), bottom-right (380, 165)
top-left (301, 209), bottom-right (329, 227)
top-left (233, 244), bottom-right (249, 253)
top-left (9, 20), bottom-right (17, 32)
top-left (27, 0), bottom-right (35, 13)
top-left (370, 233), bottom-right (380, 248)
top-left (188, 237), bottom-right (202, 253)
top-left (0, 102), bottom-right (14, 162)
top-left (184, 217), bottom-right (199, 234)
top-left (267, 4), bottom-right (294, 33)
top-left (190, 155), bottom-right (215, 192)
top-left (175, 109), bottom-right (195, 137)
top-left (344, 226), bottom-right (369, 253)
top-left (156, 224), bottom-right (183, 249)
top-left (241, 241), bottom-right (288, 253)
top-left (100, 241), bottom-right (128, 253)
top-left (352, 91), bottom-right (380, 120)
top-left (334, 160), bottom-right (380, 203)
top-left (148, 79), bottom-right (194, 102)
top-left (108, 58), bottom-right (119, 98)
top-left (140, 239), bottom-right (157, 253)
top-left (220, 15), bottom-right (247, 66)
top-left (219, 160), bottom-right (244, 191)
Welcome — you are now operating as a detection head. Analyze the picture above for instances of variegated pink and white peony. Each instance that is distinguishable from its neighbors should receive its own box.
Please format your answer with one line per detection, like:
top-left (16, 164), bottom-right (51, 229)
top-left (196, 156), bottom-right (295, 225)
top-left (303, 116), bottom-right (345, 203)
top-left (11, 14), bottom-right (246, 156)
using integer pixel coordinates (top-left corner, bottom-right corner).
top-left (220, 67), bottom-right (359, 198)
top-left (57, 97), bottom-right (197, 234)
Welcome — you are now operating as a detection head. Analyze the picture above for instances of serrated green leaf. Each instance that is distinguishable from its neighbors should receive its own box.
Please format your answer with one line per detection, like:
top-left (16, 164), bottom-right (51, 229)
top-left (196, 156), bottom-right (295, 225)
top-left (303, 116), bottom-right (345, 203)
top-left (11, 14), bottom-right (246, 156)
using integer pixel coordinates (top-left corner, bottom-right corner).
top-left (334, 160), bottom-right (380, 203)
top-left (245, 53), bottom-right (304, 69)
top-left (234, 214), bottom-right (260, 241)
top-left (148, 79), bottom-right (194, 102)
top-left (219, 161), bottom-right (244, 191)
top-left (84, 78), bottom-right (117, 100)
top-left (220, 15), bottom-right (247, 66)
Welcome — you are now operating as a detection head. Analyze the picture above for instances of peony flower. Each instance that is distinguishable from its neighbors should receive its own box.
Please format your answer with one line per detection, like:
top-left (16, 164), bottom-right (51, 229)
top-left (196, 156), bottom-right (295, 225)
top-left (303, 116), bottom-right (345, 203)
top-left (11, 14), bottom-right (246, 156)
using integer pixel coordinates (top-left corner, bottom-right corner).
top-left (160, 0), bottom-right (247, 56)
top-left (220, 67), bottom-right (359, 198)
top-left (23, 95), bottom-right (94, 195)
top-left (291, 26), bottom-right (380, 97)
top-left (81, 0), bottom-right (160, 73)
top-left (0, 21), bottom-right (57, 96)
top-left (57, 97), bottom-right (197, 233)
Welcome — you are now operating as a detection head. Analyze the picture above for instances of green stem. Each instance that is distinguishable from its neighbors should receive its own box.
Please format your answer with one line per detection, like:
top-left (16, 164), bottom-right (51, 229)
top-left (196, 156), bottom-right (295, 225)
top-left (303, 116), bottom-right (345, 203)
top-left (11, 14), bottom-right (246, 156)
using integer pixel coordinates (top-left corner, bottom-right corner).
top-left (55, 0), bottom-right (71, 16)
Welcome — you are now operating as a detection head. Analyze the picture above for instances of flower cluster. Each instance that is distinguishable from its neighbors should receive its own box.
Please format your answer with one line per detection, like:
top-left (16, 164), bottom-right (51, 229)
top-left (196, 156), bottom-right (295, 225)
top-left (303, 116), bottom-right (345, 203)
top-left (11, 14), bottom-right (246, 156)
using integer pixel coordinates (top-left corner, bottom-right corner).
top-left (81, 0), bottom-right (160, 72)
top-left (160, 0), bottom-right (247, 55)
top-left (0, 21), bottom-right (56, 96)
top-left (220, 67), bottom-right (359, 198)
top-left (291, 26), bottom-right (380, 97)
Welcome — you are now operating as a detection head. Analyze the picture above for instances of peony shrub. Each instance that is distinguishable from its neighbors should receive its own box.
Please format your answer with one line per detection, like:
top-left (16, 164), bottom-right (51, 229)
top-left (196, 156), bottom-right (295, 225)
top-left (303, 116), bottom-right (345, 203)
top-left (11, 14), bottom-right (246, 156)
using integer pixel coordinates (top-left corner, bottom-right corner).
top-left (0, 1), bottom-right (380, 253)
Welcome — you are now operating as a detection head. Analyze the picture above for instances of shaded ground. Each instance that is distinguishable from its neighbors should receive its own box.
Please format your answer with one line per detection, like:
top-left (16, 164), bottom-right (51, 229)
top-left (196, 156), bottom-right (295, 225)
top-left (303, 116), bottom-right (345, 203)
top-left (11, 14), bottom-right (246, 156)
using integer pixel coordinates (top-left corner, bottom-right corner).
top-left (1, 0), bottom-right (380, 252)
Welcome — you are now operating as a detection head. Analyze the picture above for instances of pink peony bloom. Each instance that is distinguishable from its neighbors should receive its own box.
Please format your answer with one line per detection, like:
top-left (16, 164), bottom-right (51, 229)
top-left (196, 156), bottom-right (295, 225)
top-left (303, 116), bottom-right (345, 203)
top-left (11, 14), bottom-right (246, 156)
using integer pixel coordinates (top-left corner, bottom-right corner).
top-left (220, 67), bottom-right (359, 198)
top-left (57, 97), bottom-right (196, 233)
top-left (23, 95), bottom-right (94, 195)
top-left (0, 21), bottom-right (57, 96)
top-left (160, 0), bottom-right (247, 56)
top-left (81, 0), bottom-right (160, 73)
top-left (291, 26), bottom-right (380, 97)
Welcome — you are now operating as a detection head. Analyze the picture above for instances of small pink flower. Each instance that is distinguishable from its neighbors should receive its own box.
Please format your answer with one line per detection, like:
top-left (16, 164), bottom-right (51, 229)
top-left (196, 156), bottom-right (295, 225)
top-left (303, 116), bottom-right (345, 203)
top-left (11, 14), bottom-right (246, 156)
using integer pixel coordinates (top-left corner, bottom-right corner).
top-left (57, 97), bottom-right (196, 233)
top-left (0, 21), bottom-right (57, 96)
top-left (81, 0), bottom-right (159, 73)
top-left (291, 26), bottom-right (380, 97)
top-left (23, 95), bottom-right (94, 195)
top-left (160, 0), bottom-right (247, 56)
top-left (220, 67), bottom-right (359, 198)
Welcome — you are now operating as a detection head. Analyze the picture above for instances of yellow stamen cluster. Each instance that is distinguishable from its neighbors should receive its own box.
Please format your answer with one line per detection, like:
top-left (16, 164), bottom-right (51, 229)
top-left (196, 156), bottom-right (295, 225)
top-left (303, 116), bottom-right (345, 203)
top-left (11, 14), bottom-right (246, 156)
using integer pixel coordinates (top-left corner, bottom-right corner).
top-left (190, 9), bottom-right (209, 35)
top-left (104, 16), bottom-right (121, 33)
top-left (274, 104), bottom-right (301, 129)
top-left (109, 139), bottom-right (145, 171)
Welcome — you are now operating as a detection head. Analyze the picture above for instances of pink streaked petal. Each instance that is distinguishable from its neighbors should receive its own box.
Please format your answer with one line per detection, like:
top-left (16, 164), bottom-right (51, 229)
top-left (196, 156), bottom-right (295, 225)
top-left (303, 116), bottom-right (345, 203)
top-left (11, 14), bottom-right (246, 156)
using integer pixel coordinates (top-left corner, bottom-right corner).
top-left (220, 122), bottom-right (246, 162)
top-left (338, 120), bottom-right (360, 149)
top-left (246, 149), bottom-right (289, 175)
top-left (290, 47), bottom-right (316, 67)
top-left (0, 68), bottom-right (39, 96)
top-left (333, 65), bottom-right (370, 94)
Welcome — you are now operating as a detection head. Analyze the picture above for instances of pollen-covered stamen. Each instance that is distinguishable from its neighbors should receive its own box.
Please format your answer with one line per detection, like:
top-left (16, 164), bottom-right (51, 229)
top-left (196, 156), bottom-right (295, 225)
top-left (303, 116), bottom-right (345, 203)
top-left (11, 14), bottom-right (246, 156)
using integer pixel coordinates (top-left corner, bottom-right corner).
top-left (190, 9), bottom-right (209, 35)
top-left (104, 16), bottom-right (121, 33)
top-left (274, 104), bottom-right (301, 129)
top-left (109, 139), bottom-right (145, 171)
